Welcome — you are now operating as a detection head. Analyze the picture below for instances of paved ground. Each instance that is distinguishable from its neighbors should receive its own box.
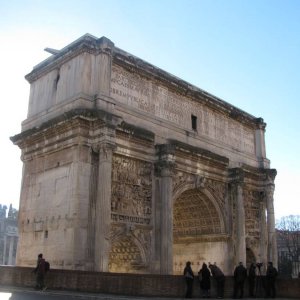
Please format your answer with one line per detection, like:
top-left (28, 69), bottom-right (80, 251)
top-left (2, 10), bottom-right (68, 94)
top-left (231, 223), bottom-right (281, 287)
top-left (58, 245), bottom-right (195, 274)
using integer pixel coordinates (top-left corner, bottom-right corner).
top-left (0, 286), bottom-right (295, 300)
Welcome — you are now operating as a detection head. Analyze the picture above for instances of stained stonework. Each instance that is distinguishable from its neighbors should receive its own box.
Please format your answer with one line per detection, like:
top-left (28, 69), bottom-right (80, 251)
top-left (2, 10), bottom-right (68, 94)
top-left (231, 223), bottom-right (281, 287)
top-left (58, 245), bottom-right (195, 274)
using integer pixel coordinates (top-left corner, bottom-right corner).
top-left (11, 34), bottom-right (277, 275)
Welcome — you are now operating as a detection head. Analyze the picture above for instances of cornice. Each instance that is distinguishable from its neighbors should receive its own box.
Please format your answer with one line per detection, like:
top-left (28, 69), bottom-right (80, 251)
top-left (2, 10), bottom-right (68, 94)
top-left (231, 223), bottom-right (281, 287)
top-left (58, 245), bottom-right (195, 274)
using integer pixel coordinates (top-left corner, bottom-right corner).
top-left (25, 35), bottom-right (113, 83)
top-left (25, 33), bottom-right (264, 129)
top-left (168, 139), bottom-right (229, 168)
top-left (118, 121), bottom-right (154, 142)
top-left (10, 108), bottom-right (121, 145)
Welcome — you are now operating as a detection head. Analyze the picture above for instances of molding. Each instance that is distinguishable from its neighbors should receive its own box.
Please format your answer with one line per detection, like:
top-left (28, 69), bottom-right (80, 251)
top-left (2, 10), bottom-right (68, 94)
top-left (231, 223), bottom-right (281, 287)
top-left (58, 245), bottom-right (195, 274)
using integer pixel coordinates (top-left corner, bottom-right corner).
top-left (25, 33), bottom-right (262, 129)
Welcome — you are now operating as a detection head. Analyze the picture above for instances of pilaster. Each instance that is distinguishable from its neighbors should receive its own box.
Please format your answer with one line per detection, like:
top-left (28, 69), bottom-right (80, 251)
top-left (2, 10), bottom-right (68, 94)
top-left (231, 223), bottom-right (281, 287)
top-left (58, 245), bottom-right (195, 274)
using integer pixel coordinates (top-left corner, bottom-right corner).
top-left (96, 37), bottom-right (115, 111)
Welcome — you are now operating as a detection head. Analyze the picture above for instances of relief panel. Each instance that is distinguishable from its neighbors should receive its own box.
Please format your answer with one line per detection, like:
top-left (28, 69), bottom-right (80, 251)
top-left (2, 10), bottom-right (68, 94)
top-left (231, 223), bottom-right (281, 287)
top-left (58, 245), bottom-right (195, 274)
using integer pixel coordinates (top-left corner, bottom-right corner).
top-left (110, 155), bottom-right (152, 272)
top-left (111, 154), bottom-right (152, 225)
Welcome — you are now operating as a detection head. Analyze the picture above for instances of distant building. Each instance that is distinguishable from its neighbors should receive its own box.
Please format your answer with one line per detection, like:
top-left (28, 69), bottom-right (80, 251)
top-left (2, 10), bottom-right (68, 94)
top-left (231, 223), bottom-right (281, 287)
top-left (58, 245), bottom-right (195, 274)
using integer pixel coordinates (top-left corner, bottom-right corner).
top-left (277, 229), bottom-right (300, 278)
top-left (0, 204), bottom-right (18, 265)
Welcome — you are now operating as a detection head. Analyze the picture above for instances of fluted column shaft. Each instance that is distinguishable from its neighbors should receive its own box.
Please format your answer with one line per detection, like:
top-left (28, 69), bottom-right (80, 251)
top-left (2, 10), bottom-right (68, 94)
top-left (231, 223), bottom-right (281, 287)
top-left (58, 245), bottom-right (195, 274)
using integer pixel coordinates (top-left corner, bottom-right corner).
top-left (259, 201), bottom-right (268, 265)
top-left (155, 144), bottom-right (175, 275)
top-left (266, 184), bottom-right (278, 267)
top-left (236, 182), bottom-right (246, 265)
top-left (160, 163), bottom-right (174, 274)
top-left (94, 142), bottom-right (115, 272)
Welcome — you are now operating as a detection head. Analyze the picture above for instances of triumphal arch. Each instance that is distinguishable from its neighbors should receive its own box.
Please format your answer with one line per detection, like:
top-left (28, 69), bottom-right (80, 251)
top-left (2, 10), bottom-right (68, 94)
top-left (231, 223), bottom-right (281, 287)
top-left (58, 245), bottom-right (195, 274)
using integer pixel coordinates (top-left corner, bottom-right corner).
top-left (11, 34), bottom-right (277, 275)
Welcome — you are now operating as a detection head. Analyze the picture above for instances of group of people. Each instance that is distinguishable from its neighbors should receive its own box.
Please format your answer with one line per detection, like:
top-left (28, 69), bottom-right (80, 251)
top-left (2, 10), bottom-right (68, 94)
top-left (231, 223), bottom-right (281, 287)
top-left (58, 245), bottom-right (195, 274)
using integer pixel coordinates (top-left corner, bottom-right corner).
top-left (184, 261), bottom-right (225, 299)
top-left (184, 261), bottom-right (278, 299)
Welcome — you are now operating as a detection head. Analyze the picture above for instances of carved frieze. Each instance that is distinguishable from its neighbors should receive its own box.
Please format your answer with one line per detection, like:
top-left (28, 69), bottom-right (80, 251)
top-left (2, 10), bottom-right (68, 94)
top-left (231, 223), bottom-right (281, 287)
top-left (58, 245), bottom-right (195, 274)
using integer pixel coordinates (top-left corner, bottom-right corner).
top-left (111, 155), bottom-right (152, 223)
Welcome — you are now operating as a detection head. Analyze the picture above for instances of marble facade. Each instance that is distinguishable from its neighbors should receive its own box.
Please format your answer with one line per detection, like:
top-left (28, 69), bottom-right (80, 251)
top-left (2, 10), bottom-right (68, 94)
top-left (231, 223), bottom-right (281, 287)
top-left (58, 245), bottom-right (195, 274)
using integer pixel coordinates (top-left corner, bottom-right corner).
top-left (11, 34), bottom-right (277, 275)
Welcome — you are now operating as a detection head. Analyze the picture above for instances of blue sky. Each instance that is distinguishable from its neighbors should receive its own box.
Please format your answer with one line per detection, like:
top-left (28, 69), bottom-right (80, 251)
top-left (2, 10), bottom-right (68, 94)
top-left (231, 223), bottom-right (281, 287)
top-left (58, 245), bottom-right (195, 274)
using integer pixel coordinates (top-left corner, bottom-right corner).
top-left (0, 0), bottom-right (299, 218)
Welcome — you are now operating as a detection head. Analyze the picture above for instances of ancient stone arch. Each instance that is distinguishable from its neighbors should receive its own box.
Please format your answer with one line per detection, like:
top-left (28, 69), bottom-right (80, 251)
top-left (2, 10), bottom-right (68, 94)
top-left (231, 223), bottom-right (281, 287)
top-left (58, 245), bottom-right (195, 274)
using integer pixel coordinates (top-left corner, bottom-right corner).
top-left (11, 34), bottom-right (277, 274)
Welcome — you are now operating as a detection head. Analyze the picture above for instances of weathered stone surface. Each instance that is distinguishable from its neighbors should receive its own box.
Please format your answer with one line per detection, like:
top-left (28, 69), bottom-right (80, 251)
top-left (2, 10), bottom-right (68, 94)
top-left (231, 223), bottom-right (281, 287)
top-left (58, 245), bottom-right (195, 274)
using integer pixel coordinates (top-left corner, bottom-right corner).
top-left (11, 34), bottom-right (277, 275)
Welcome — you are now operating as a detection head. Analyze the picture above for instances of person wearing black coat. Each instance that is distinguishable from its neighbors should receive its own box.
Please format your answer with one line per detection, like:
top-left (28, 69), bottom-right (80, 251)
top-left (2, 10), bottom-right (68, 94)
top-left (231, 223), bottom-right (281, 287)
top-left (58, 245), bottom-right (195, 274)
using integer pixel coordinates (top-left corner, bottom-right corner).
top-left (265, 262), bottom-right (278, 298)
top-left (209, 263), bottom-right (225, 299)
top-left (248, 263), bottom-right (256, 297)
top-left (184, 261), bottom-right (194, 298)
top-left (198, 263), bottom-right (211, 298)
top-left (233, 262), bottom-right (247, 298)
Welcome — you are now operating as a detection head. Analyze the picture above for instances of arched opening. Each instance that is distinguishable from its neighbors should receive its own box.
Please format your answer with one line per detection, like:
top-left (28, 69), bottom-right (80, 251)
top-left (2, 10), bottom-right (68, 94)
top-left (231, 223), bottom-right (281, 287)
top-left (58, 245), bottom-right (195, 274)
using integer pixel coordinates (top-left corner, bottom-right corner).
top-left (173, 188), bottom-right (228, 274)
top-left (108, 234), bottom-right (147, 273)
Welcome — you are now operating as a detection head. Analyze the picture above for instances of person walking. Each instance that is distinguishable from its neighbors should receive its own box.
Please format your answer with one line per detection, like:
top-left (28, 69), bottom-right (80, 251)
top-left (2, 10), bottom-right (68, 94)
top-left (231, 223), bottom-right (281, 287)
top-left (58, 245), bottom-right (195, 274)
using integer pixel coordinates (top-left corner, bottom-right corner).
top-left (209, 263), bottom-right (225, 299)
top-left (198, 262), bottom-right (211, 298)
top-left (233, 262), bottom-right (247, 299)
top-left (33, 253), bottom-right (46, 291)
top-left (184, 261), bottom-right (194, 298)
top-left (265, 262), bottom-right (278, 298)
top-left (248, 263), bottom-right (256, 297)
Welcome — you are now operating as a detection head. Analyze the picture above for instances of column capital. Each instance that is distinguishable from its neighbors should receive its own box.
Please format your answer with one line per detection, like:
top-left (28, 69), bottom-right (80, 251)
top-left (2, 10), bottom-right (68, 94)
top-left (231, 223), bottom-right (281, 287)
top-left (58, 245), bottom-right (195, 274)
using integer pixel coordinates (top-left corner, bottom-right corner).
top-left (155, 144), bottom-right (176, 159)
top-left (264, 169), bottom-right (277, 185)
top-left (155, 144), bottom-right (176, 177)
top-left (255, 117), bottom-right (266, 131)
top-left (229, 168), bottom-right (245, 186)
top-left (155, 160), bottom-right (176, 177)
top-left (91, 141), bottom-right (116, 159)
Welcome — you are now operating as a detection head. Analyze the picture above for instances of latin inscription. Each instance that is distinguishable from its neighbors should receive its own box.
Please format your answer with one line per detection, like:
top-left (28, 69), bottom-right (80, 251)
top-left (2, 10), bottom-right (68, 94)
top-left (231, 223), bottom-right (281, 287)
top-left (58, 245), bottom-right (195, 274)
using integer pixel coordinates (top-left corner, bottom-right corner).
top-left (111, 65), bottom-right (255, 154)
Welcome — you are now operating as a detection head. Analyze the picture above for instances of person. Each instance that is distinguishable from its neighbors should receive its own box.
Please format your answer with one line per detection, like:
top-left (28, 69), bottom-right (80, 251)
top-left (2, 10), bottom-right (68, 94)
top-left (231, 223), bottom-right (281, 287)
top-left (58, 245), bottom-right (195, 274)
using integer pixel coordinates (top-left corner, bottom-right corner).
top-left (209, 262), bottom-right (225, 299)
top-left (33, 253), bottom-right (46, 290)
top-left (248, 263), bottom-right (256, 297)
top-left (265, 262), bottom-right (278, 298)
top-left (183, 261), bottom-right (194, 298)
top-left (233, 262), bottom-right (247, 298)
top-left (198, 262), bottom-right (211, 298)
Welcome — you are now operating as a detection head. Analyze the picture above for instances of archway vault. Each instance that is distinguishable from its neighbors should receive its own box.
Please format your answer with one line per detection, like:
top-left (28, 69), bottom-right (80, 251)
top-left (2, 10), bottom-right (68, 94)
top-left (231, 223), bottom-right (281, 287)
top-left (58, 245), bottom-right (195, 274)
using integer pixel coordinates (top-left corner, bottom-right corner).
top-left (173, 188), bottom-right (226, 243)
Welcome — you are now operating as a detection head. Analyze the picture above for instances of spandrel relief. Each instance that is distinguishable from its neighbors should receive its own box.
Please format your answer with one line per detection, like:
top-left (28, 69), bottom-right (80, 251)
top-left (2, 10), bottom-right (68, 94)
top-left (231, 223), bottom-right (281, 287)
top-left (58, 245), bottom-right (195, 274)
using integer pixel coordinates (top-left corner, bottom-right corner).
top-left (173, 171), bottom-right (194, 197)
top-left (109, 224), bottom-right (151, 273)
top-left (205, 179), bottom-right (226, 210)
top-left (111, 155), bottom-right (152, 224)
